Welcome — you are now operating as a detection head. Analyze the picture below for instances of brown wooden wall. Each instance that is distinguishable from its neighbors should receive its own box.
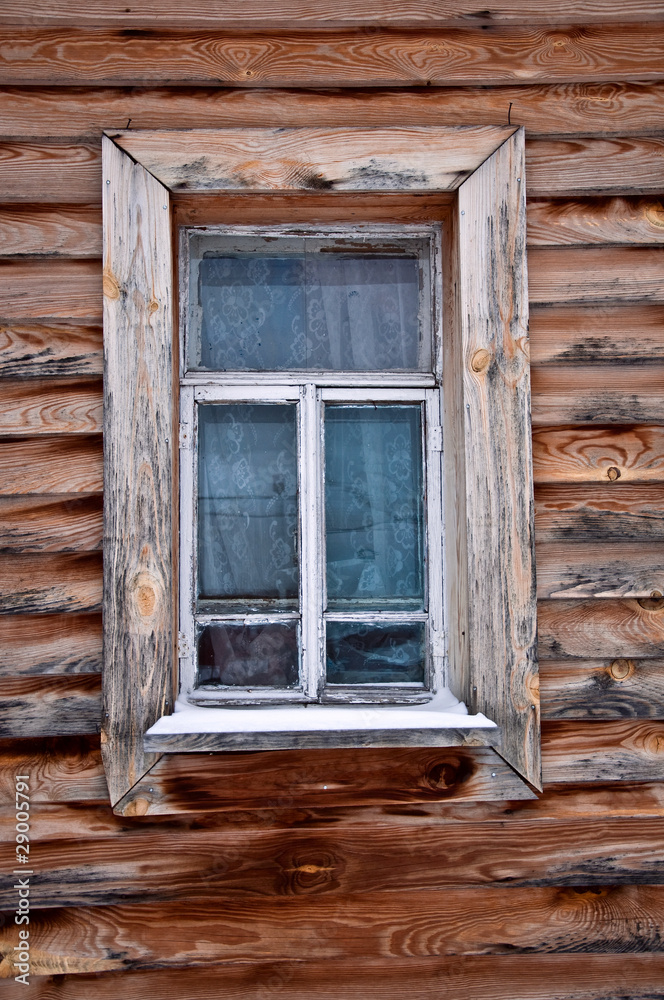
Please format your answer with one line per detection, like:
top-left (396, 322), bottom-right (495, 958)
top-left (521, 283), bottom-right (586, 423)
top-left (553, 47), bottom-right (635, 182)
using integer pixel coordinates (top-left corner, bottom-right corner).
top-left (1, 3), bottom-right (664, 997)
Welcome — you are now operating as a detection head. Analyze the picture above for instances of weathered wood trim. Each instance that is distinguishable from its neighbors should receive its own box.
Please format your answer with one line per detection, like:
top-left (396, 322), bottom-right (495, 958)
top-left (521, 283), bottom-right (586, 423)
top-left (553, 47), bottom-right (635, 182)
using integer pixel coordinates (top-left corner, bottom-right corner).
top-left (101, 136), bottom-right (173, 807)
top-left (457, 129), bottom-right (540, 789)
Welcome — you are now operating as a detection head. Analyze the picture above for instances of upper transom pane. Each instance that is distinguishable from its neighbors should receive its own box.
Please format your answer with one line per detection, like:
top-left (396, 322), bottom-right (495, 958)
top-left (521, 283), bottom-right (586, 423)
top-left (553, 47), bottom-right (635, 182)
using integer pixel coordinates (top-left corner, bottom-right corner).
top-left (186, 231), bottom-right (432, 373)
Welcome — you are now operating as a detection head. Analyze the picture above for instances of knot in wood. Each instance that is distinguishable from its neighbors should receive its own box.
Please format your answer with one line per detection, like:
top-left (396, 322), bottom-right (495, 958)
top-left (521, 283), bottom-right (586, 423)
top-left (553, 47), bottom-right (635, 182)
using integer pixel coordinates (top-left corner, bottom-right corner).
top-left (470, 348), bottom-right (491, 374)
top-left (103, 269), bottom-right (121, 300)
top-left (129, 570), bottom-right (161, 621)
top-left (606, 466), bottom-right (621, 481)
top-left (609, 658), bottom-right (634, 681)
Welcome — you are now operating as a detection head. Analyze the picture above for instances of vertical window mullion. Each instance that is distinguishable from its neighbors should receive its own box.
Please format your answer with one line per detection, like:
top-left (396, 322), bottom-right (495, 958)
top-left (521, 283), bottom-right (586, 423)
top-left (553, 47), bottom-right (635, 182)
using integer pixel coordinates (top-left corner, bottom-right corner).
top-left (179, 385), bottom-right (196, 699)
top-left (425, 388), bottom-right (445, 692)
top-left (300, 383), bottom-right (323, 698)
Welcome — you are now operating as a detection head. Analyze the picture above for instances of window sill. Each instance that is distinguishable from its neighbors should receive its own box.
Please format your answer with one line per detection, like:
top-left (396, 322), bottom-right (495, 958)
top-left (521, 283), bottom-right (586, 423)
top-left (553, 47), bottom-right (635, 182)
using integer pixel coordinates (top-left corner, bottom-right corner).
top-left (143, 689), bottom-right (498, 753)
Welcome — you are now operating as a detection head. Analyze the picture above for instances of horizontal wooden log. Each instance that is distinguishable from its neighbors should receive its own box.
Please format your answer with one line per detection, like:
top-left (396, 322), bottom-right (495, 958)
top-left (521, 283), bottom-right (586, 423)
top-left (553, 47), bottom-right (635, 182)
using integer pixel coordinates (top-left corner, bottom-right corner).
top-left (526, 137), bottom-right (664, 197)
top-left (0, 379), bottom-right (102, 435)
top-left (543, 719), bottom-right (664, 783)
top-left (0, 322), bottom-right (103, 377)
top-left (0, 612), bottom-right (102, 674)
top-left (6, 957), bottom-right (664, 1000)
top-left (0, 552), bottom-right (102, 613)
top-left (0, 205), bottom-right (102, 258)
top-left (529, 303), bottom-right (664, 365)
top-left (2, 0), bottom-right (663, 27)
top-left (0, 437), bottom-right (102, 494)
top-left (2, 84), bottom-right (664, 139)
top-left (535, 541), bottom-right (664, 599)
top-left (0, 674), bottom-right (101, 737)
top-left (528, 247), bottom-right (664, 305)
top-left (531, 364), bottom-right (664, 425)
top-left (2, 812), bottom-right (664, 909)
top-left (0, 140), bottom-right (101, 204)
top-left (527, 197), bottom-right (664, 246)
top-left (0, 260), bottom-right (101, 321)
top-left (0, 735), bottom-right (106, 804)
top-left (5, 886), bottom-right (664, 978)
top-left (538, 598), bottom-right (664, 660)
top-left (534, 483), bottom-right (664, 542)
top-left (532, 425), bottom-right (664, 485)
top-left (540, 658), bottom-right (664, 720)
top-left (3, 25), bottom-right (664, 88)
top-left (0, 495), bottom-right (102, 552)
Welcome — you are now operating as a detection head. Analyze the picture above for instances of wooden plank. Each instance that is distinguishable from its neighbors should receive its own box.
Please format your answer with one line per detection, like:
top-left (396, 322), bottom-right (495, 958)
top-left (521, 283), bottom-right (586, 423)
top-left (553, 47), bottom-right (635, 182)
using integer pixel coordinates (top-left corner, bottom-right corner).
top-left (2, 814), bottom-right (664, 908)
top-left (531, 363), bottom-right (664, 426)
top-left (0, 205), bottom-right (102, 258)
top-left (543, 719), bottom-right (664, 782)
top-left (5, 957), bottom-right (664, 1000)
top-left (0, 260), bottom-right (101, 321)
top-left (116, 125), bottom-right (514, 193)
top-left (0, 322), bottom-right (103, 377)
top-left (457, 128), bottom-right (538, 788)
top-left (532, 425), bottom-right (664, 485)
top-left (0, 437), bottom-right (102, 494)
top-left (0, 735), bottom-right (106, 803)
top-left (537, 598), bottom-right (664, 660)
top-left (534, 483), bottom-right (664, 542)
top-left (529, 303), bottom-right (664, 365)
top-left (0, 141), bottom-right (101, 204)
top-left (540, 658), bottom-right (664, 719)
top-left (2, 0), bottom-right (663, 27)
top-left (0, 673), bottom-right (100, 737)
top-left (527, 197), bottom-right (664, 246)
top-left (536, 541), bottom-right (664, 599)
top-left (0, 495), bottom-right (103, 552)
top-left (0, 553), bottom-right (102, 613)
top-left (0, 612), bottom-right (102, 675)
top-left (2, 84), bottom-right (664, 139)
top-left (528, 247), bottom-right (664, 305)
top-left (0, 379), bottom-right (102, 435)
top-left (526, 137), bottom-right (664, 196)
top-left (4, 25), bottom-right (664, 87)
top-left (102, 136), bottom-right (173, 806)
top-left (7, 887), bottom-right (664, 977)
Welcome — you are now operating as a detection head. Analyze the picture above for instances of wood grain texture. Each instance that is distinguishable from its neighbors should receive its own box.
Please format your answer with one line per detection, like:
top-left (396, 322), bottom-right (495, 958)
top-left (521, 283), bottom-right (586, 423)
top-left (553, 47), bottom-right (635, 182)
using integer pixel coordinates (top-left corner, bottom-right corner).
top-left (527, 198), bottom-right (664, 246)
top-left (538, 599), bottom-right (664, 660)
top-left (2, 84), bottom-right (664, 138)
top-left (4, 25), bottom-right (664, 87)
top-left (0, 140), bottom-right (101, 204)
top-left (529, 303), bottom-right (664, 365)
top-left (526, 136), bottom-right (664, 196)
top-left (115, 125), bottom-right (514, 193)
top-left (0, 322), bottom-right (102, 377)
top-left (0, 260), bottom-right (101, 320)
top-left (2, 0), bottom-right (663, 27)
top-left (528, 247), bottom-right (664, 305)
top-left (0, 379), bottom-right (102, 435)
top-left (0, 735), bottom-right (106, 803)
top-left (0, 436), bottom-right (102, 494)
top-left (540, 658), bottom-right (664, 719)
top-left (534, 483), bottom-right (664, 542)
top-left (535, 541), bottom-right (664, 599)
top-left (0, 673), bottom-right (100, 737)
top-left (457, 128), bottom-right (539, 788)
top-left (5, 957), bottom-right (664, 1000)
top-left (531, 364), bottom-right (664, 426)
top-left (543, 719), bottom-right (664, 782)
top-left (0, 495), bottom-right (103, 552)
top-left (4, 886), bottom-right (664, 977)
top-left (0, 612), bottom-right (102, 675)
top-left (102, 136), bottom-right (173, 806)
top-left (0, 205), bottom-right (102, 258)
top-left (0, 553), bottom-right (102, 614)
top-left (532, 425), bottom-right (664, 484)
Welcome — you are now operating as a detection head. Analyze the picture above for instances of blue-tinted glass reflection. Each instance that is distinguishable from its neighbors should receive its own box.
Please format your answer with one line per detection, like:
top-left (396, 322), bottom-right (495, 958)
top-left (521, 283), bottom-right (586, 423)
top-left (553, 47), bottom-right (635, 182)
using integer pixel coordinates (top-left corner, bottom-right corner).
top-left (197, 622), bottom-right (299, 687)
top-left (325, 405), bottom-right (424, 609)
top-left (326, 621), bottom-right (425, 685)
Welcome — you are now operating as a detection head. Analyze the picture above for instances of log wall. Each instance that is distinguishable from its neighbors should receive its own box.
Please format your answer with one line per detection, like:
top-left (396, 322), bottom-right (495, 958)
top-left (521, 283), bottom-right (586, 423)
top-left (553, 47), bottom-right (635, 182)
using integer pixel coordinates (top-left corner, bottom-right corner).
top-left (1, 3), bottom-right (664, 997)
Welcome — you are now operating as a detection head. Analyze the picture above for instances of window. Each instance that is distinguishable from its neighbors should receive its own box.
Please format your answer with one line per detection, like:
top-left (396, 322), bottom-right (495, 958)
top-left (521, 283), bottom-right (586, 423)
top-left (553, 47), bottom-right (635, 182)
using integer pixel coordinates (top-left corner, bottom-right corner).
top-left (101, 125), bottom-right (540, 812)
top-left (178, 226), bottom-right (445, 706)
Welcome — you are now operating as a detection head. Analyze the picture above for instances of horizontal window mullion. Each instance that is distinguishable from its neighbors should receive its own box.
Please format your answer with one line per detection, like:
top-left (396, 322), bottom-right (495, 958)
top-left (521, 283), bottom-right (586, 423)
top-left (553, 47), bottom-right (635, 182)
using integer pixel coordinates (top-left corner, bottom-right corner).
top-left (324, 611), bottom-right (428, 622)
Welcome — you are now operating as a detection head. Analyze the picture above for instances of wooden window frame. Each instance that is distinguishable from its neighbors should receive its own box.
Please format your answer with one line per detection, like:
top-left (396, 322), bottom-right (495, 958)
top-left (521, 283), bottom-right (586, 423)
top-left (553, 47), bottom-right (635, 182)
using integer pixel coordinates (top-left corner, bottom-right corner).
top-left (101, 125), bottom-right (540, 811)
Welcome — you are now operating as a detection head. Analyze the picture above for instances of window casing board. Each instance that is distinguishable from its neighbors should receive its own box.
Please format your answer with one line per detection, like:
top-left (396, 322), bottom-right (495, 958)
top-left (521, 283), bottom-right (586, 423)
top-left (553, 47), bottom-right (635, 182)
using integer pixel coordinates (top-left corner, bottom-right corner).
top-left (101, 125), bottom-right (539, 811)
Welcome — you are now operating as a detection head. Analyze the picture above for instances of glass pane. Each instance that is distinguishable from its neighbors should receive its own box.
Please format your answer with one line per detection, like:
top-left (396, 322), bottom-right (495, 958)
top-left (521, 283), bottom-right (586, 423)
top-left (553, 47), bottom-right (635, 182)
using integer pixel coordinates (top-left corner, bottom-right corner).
top-left (197, 404), bottom-right (298, 604)
top-left (325, 405), bottom-right (425, 609)
top-left (195, 248), bottom-right (425, 371)
top-left (326, 621), bottom-right (426, 685)
top-left (197, 622), bottom-right (299, 687)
